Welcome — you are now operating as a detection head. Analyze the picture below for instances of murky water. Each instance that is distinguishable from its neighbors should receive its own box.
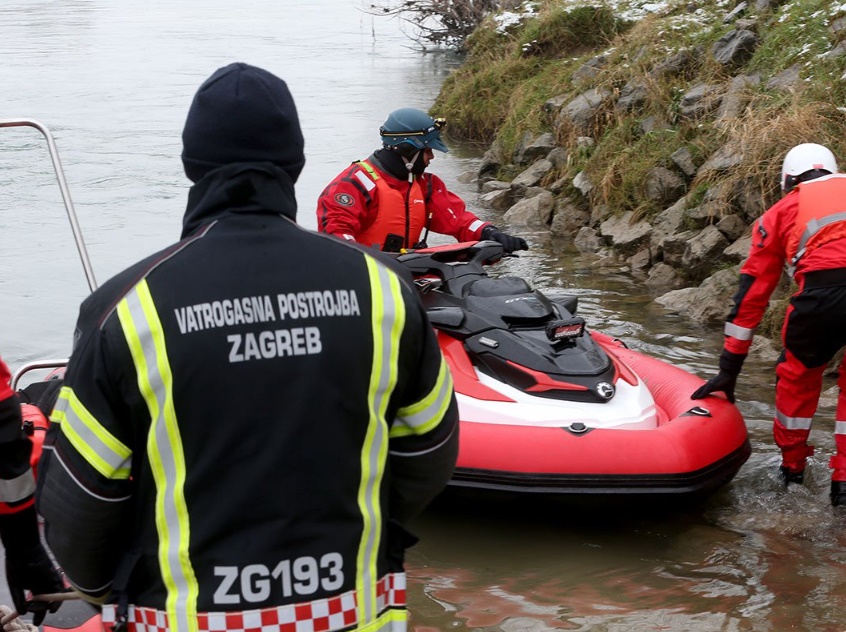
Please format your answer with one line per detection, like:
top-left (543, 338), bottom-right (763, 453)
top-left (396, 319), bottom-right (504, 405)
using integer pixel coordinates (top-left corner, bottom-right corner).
top-left (1, 3), bottom-right (845, 631)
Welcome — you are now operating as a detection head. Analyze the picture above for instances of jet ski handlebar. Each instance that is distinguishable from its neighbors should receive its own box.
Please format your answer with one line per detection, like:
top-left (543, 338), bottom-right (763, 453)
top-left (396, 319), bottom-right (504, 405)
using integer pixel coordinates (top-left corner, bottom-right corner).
top-left (396, 240), bottom-right (505, 283)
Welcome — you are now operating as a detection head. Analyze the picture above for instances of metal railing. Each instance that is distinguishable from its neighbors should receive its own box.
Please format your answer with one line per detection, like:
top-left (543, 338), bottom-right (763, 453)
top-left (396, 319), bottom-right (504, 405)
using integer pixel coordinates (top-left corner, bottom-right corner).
top-left (0, 118), bottom-right (98, 292)
top-left (10, 359), bottom-right (68, 391)
top-left (2, 118), bottom-right (98, 386)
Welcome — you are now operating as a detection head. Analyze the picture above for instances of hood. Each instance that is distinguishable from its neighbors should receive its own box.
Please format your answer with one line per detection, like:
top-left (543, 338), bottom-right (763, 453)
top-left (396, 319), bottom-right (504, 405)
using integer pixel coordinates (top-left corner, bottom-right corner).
top-left (181, 163), bottom-right (297, 239)
top-left (181, 62), bottom-right (305, 185)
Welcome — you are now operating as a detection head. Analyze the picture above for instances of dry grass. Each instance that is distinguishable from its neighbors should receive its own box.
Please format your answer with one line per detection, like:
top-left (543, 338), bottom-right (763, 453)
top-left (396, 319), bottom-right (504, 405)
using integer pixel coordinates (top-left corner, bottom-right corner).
top-left (692, 100), bottom-right (846, 214)
top-left (435, 0), bottom-right (846, 217)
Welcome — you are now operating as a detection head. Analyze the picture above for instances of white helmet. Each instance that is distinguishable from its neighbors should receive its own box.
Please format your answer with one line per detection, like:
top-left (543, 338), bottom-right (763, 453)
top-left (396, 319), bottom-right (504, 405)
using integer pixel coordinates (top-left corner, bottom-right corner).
top-left (781, 143), bottom-right (838, 192)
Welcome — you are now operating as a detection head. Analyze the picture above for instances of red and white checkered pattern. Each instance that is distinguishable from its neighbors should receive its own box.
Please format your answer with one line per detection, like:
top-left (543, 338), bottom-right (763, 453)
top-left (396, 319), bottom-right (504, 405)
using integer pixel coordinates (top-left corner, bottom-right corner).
top-left (101, 572), bottom-right (406, 632)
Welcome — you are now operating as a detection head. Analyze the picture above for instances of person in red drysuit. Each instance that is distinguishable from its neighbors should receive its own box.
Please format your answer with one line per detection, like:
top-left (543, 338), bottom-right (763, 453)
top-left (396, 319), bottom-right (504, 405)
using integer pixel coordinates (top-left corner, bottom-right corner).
top-left (0, 354), bottom-right (64, 622)
top-left (316, 107), bottom-right (527, 253)
top-left (692, 143), bottom-right (846, 506)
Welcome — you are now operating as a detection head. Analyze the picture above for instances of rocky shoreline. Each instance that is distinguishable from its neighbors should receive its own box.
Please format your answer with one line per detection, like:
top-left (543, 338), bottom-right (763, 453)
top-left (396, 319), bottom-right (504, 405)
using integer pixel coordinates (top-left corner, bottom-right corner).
top-left (455, 3), bottom-right (846, 365)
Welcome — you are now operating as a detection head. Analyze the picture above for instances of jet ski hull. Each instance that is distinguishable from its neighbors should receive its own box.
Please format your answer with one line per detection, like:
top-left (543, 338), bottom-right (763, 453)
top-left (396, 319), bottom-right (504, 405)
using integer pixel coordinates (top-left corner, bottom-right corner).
top-left (450, 339), bottom-right (750, 496)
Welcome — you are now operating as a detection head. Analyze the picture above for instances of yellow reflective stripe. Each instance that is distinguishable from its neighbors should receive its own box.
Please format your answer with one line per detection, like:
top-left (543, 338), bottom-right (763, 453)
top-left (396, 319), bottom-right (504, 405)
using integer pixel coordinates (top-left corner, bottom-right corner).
top-left (356, 256), bottom-right (405, 624)
top-left (358, 160), bottom-right (380, 181)
top-left (392, 356), bottom-right (453, 438)
top-left (118, 280), bottom-right (198, 632)
top-left (358, 608), bottom-right (407, 631)
top-left (53, 386), bottom-right (132, 479)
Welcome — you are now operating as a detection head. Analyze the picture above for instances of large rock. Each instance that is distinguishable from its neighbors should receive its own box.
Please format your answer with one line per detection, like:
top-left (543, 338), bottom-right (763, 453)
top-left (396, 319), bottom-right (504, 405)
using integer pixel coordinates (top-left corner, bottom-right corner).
top-left (670, 147), bottom-right (698, 178)
top-left (555, 88), bottom-right (613, 136)
top-left (599, 211), bottom-right (652, 256)
top-left (572, 55), bottom-right (607, 84)
top-left (645, 166), bottom-right (687, 207)
top-left (698, 145), bottom-right (744, 176)
top-left (503, 190), bottom-right (555, 226)
top-left (655, 267), bottom-right (739, 326)
top-left (684, 201), bottom-right (724, 229)
top-left (766, 63), bottom-right (802, 92)
top-left (628, 248), bottom-right (652, 277)
top-left (512, 158), bottom-right (554, 187)
top-left (662, 229), bottom-right (696, 267)
top-left (687, 268), bottom-right (739, 326)
top-left (480, 188), bottom-right (514, 212)
top-left (546, 147), bottom-right (569, 168)
top-left (550, 198), bottom-right (591, 238)
top-left (723, 1), bottom-right (748, 23)
top-left (480, 180), bottom-right (510, 193)
top-left (616, 81), bottom-right (648, 112)
top-left (515, 132), bottom-right (557, 165)
top-left (573, 171), bottom-right (594, 196)
top-left (678, 84), bottom-right (723, 119)
top-left (730, 176), bottom-right (770, 223)
top-left (715, 74), bottom-right (760, 125)
top-left (716, 214), bottom-right (748, 242)
top-left (650, 49), bottom-right (696, 79)
top-left (573, 226), bottom-right (604, 253)
top-left (681, 225), bottom-right (731, 282)
top-left (650, 197), bottom-right (687, 256)
top-left (477, 142), bottom-right (503, 185)
top-left (645, 263), bottom-right (683, 289)
top-left (712, 29), bottom-right (759, 68)
top-left (725, 234), bottom-right (752, 263)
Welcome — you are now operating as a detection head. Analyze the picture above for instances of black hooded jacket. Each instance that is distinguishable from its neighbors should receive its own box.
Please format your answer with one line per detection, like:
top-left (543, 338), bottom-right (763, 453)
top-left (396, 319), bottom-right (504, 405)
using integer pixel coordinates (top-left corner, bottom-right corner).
top-left (36, 63), bottom-right (458, 629)
top-left (37, 161), bottom-right (458, 615)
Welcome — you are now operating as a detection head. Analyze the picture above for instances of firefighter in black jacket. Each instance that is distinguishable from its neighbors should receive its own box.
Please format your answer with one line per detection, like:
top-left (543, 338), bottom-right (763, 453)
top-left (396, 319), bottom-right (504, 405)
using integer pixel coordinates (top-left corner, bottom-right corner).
top-left (36, 62), bottom-right (459, 632)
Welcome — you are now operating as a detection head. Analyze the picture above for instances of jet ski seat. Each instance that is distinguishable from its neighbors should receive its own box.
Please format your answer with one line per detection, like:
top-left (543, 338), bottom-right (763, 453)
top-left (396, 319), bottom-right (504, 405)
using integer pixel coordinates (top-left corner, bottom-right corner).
top-left (465, 276), bottom-right (532, 297)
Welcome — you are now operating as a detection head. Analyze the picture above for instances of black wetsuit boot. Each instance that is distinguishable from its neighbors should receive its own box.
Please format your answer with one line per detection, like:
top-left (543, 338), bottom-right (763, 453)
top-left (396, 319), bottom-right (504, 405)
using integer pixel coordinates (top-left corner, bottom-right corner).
top-left (831, 481), bottom-right (846, 506)
top-left (779, 465), bottom-right (804, 487)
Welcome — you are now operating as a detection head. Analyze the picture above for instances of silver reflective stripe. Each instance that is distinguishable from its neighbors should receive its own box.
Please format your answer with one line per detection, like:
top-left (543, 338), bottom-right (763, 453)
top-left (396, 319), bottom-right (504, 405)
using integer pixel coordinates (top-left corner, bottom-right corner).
top-left (355, 170), bottom-right (377, 192)
top-left (469, 219), bottom-right (485, 233)
top-left (775, 409), bottom-right (813, 430)
top-left (393, 357), bottom-right (453, 437)
top-left (835, 421), bottom-right (846, 435)
top-left (724, 322), bottom-right (754, 340)
top-left (794, 212), bottom-right (846, 263)
top-left (118, 282), bottom-right (197, 632)
top-left (0, 470), bottom-right (35, 503)
top-left (53, 387), bottom-right (132, 479)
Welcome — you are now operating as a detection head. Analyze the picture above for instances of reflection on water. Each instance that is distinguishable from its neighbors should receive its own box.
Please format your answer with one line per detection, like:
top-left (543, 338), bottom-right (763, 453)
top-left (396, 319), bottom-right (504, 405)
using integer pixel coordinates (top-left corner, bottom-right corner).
top-left (403, 237), bottom-right (846, 631)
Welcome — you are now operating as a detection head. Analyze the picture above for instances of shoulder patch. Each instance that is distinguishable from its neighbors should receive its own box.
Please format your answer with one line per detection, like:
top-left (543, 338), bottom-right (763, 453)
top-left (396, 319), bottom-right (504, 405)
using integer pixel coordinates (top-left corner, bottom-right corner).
top-left (335, 193), bottom-right (355, 207)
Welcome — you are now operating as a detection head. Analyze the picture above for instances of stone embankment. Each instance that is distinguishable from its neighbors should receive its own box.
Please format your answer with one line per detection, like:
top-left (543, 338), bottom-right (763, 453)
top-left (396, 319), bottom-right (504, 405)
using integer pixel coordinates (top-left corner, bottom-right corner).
top-left (466, 1), bottom-right (846, 363)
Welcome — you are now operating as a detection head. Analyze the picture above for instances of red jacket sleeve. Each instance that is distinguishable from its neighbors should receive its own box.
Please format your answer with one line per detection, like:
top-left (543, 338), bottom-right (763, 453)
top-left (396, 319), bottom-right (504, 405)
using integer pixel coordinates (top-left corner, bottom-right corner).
top-left (316, 163), bottom-right (376, 240)
top-left (723, 195), bottom-right (794, 356)
top-left (424, 174), bottom-right (491, 242)
top-left (0, 356), bottom-right (36, 514)
top-left (0, 356), bottom-right (13, 401)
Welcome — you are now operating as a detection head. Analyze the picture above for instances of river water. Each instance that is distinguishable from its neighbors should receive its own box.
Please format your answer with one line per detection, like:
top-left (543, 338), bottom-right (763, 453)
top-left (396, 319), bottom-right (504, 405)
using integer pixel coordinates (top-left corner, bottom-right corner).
top-left (1, 3), bottom-right (845, 631)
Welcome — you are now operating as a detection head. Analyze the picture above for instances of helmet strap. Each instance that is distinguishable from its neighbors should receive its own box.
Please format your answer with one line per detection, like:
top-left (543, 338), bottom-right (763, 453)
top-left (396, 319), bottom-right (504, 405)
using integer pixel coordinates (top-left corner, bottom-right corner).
top-left (404, 150), bottom-right (420, 173)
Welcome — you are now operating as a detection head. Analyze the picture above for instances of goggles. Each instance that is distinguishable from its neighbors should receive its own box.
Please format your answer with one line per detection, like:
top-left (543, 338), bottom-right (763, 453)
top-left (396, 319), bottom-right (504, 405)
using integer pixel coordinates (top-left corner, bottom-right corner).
top-left (380, 116), bottom-right (447, 139)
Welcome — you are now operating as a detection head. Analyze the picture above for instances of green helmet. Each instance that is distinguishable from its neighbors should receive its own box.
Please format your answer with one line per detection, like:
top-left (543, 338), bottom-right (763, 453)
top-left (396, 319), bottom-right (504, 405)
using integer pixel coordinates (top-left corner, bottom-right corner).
top-left (379, 108), bottom-right (448, 153)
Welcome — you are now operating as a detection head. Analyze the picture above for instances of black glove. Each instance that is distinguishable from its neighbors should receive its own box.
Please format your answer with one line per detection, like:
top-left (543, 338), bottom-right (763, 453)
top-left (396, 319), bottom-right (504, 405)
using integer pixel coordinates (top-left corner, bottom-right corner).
top-left (1, 506), bottom-right (65, 625)
top-left (481, 225), bottom-right (528, 253)
top-left (691, 350), bottom-right (747, 404)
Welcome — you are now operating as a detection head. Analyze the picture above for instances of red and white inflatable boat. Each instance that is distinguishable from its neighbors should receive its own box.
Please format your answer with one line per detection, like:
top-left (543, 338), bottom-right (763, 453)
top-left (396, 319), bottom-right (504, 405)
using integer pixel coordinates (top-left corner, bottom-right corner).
top-left (398, 241), bottom-right (750, 497)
